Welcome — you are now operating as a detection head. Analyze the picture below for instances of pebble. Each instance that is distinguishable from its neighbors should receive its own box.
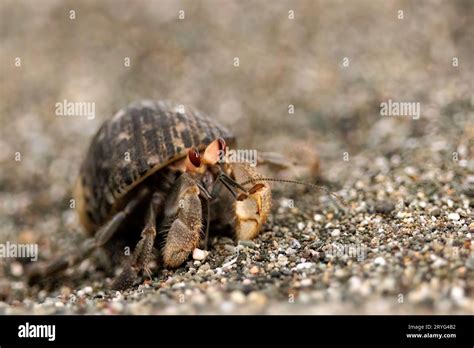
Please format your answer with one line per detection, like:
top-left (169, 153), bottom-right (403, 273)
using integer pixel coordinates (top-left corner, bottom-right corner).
top-left (224, 245), bottom-right (236, 253)
top-left (291, 239), bottom-right (301, 249)
top-left (296, 262), bottom-right (314, 270)
top-left (465, 255), bottom-right (474, 270)
top-left (277, 254), bottom-right (288, 266)
top-left (110, 301), bottom-right (124, 312)
top-left (313, 214), bottom-right (323, 222)
top-left (222, 257), bottom-right (237, 269)
top-left (192, 248), bottom-right (209, 261)
top-left (297, 222), bottom-right (305, 231)
top-left (220, 302), bottom-right (235, 313)
top-left (249, 266), bottom-right (259, 275)
top-left (247, 292), bottom-right (267, 306)
top-left (199, 263), bottom-right (211, 272)
top-left (171, 282), bottom-right (186, 289)
top-left (349, 276), bottom-right (362, 292)
top-left (404, 166), bottom-right (418, 177)
top-left (450, 286), bottom-right (465, 304)
top-left (285, 247), bottom-right (296, 255)
top-left (408, 284), bottom-right (432, 303)
top-left (375, 201), bottom-right (395, 214)
top-left (10, 262), bottom-right (23, 277)
top-left (448, 213), bottom-right (460, 221)
top-left (239, 240), bottom-right (256, 248)
top-left (432, 257), bottom-right (447, 268)
top-left (374, 257), bottom-right (386, 266)
top-left (60, 286), bottom-right (71, 297)
top-left (77, 286), bottom-right (93, 297)
top-left (242, 278), bottom-right (252, 285)
top-left (230, 291), bottom-right (246, 304)
top-left (331, 229), bottom-right (341, 237)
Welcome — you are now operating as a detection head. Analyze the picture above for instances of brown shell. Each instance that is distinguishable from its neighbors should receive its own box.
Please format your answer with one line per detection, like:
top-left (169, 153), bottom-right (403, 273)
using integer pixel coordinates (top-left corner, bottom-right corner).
top-left (75, 100), bottom-right (235, 233)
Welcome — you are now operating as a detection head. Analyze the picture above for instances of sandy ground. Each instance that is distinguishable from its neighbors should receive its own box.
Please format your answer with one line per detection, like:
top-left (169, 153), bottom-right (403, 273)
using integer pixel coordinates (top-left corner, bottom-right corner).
top-left (0, 0), bottom-right (473, 314)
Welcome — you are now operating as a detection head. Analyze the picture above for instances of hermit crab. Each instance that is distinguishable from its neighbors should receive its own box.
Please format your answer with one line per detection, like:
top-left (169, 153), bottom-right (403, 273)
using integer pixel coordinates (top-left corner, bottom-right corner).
top-left (28, 100), bottom-right (340, 290)
top-left (28, 100), bottom-right (275, 289)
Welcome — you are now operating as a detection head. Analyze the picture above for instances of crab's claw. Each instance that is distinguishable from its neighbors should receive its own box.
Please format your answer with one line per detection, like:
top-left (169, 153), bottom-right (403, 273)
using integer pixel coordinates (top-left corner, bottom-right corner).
top-left (231, 164), bottom-right (272, 240)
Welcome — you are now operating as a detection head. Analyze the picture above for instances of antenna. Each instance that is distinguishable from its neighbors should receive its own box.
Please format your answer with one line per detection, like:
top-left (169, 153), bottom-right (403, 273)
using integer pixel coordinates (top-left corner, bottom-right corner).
top-left (239, 177), bottom-right (348, 207)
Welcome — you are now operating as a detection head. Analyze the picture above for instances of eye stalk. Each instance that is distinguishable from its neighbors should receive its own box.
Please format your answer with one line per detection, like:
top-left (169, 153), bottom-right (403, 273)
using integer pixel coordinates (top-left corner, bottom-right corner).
top-left (202, 137), bottom-right (227, 165)
top-left (185, 147), bottom-right (201, 172)
top-left (217, 138), bottom-right (226, 154)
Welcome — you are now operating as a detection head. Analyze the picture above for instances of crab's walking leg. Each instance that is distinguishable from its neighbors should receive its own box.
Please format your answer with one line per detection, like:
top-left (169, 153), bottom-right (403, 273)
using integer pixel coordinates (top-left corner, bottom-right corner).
top-left (111, 191), bottom-right (164, 290)
top-left (161, 173), bottom-right (203, 268)
top-left (27, 188), bottom-right (150, 285)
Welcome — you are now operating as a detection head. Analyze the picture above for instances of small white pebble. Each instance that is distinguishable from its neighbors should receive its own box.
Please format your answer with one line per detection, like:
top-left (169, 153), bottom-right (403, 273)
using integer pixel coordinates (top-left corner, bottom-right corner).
top-left (300, 278), bottom-right (312, 287)
top-left (10, 262), bottom-right (23, 277)
top-left (277, 254), bottom-right (288, 266)
top-left (222, 257), bottom-right (238, 269)
top-left (450, 286), bottom-right (465, 304)
top-left (331, 229), bottom-right (341, 237)
top-left (285, 247), bottom-right (296, 255)
top-left (192, 248), bottom-right (209, 261)
top-left (432, 258), bottom-right (447, 268)
top-left (54, 302), bottom-right (64, 308)
top-left (374, 257), bottom-right (386, 266)
top-left (220, 301), bottom-right (235, 313)
top-left (279, 198), bottom-right (292, 208)
top-left (349, 276), bottom-right (362, 291)
top-left (313, 214), bottom-right (323, 222)
top-left (230, 291), bottom-right (246, 304)
top-left (448, 213), bottom-right (460, 221)
top-left (404, 166), bottom-right (417, 176)
top-left (297, 222), bottom-right (305, 230)
top-left (110, 301), bottom-right (124, 312)
top-left (296, 262), bottom-right (313, 270)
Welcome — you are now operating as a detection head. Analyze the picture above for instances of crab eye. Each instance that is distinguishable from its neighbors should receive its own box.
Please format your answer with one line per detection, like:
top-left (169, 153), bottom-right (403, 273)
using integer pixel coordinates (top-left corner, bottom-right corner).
top-left (188, 147), bottom-right (201, 167)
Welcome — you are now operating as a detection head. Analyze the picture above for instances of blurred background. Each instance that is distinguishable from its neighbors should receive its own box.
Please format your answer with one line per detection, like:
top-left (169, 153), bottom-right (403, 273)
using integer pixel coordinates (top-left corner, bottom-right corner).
top-left (0, 0), bottom-right (472, 313)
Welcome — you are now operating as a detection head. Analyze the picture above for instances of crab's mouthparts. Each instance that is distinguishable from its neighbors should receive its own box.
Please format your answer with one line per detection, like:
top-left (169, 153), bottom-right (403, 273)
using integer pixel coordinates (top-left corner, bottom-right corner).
top-left (217, 171), bottom-right (248, 199)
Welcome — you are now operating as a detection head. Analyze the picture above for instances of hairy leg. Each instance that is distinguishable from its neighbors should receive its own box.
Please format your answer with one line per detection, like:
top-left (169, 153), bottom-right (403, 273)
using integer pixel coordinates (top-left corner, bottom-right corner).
top-left (161, 173), bottom-right (203, 268)
top-left (27, 188), bottom-right (150, 285)
top-left (111, 191), bottom-right (165, 290)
